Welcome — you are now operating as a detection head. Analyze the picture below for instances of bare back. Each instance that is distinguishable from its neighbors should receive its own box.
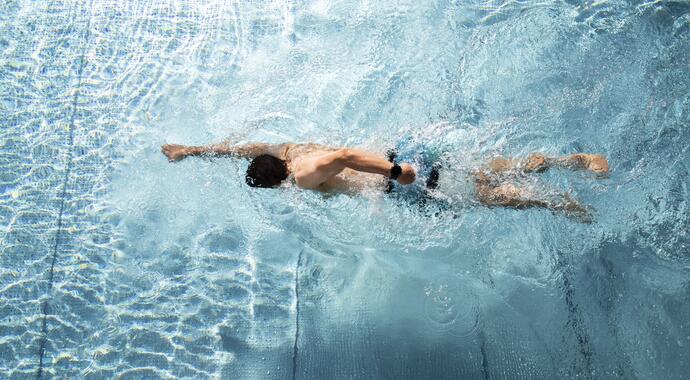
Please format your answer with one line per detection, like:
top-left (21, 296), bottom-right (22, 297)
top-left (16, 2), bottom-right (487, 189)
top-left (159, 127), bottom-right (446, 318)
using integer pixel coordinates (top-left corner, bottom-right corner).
top-left (284, 144), bottom-right (387, 193)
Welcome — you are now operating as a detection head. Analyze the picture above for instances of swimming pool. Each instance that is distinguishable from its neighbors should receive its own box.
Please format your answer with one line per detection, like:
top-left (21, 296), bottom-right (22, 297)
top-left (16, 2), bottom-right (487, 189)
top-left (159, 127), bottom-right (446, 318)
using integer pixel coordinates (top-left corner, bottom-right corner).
top-left (1, 0), bottom-right (688, 378)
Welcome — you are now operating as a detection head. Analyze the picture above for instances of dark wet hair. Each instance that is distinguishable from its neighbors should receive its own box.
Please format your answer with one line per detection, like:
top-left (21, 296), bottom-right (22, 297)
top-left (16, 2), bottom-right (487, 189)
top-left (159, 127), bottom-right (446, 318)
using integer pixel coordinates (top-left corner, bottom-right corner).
top-left (245, 154), bottom-right (289, 188)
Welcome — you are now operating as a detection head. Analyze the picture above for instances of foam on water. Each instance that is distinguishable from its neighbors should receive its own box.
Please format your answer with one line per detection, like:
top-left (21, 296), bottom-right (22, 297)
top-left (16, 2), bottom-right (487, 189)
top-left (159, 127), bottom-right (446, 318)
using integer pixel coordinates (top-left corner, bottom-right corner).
top-left (1, 0), bottom-right (689, 379)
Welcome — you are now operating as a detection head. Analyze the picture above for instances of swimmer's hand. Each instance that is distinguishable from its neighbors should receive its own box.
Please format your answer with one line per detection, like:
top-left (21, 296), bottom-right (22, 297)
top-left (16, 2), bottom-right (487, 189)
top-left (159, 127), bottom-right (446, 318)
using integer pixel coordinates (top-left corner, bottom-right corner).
top-left (396, 164), bottom-right (416, 185)
top-left (162, 144), bottom-right (190, 162)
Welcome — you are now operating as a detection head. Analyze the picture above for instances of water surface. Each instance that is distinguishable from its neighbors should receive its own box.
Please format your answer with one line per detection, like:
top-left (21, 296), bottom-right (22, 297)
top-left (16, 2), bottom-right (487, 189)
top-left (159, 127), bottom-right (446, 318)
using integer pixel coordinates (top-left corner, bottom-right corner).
top-left (1, 0), bottom-right (689, 378)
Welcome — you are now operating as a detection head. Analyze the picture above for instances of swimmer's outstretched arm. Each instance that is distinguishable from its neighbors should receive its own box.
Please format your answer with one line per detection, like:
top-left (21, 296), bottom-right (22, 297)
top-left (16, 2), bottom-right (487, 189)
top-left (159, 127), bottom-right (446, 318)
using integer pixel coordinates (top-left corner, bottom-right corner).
top-left (162, 142), bottom-right (292, 162)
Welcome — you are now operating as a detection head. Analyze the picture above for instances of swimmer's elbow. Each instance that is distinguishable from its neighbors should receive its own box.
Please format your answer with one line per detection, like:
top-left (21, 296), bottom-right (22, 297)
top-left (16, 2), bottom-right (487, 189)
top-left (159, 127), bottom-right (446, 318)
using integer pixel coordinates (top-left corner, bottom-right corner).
top-left (336, 148), bottom-right (355, 164)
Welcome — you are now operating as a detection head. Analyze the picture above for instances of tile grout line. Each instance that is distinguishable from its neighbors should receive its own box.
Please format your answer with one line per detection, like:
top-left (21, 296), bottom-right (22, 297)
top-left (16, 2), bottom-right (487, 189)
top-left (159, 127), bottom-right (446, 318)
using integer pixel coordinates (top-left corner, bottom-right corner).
top-left (479, 331), bottom-right (489, 380)
top-left (291, 248), bottom-right (304, 380)
top-left (557, 250), bottom-right (594, 378)
top-left (36, 1), bottom-right (94, 378)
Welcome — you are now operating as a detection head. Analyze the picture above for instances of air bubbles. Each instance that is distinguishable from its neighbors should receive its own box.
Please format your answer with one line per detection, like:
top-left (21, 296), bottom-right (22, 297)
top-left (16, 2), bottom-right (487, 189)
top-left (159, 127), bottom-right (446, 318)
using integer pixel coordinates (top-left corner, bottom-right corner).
top-left (423, 277), bottom-right (481, 339)
top-left (103, 313), bottom-right (122, 341)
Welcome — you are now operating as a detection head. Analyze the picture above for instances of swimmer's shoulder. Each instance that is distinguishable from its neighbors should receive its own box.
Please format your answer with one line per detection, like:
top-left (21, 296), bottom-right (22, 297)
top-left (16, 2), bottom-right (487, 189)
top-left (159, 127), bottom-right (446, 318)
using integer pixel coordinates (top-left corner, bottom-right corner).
top-left (285, 143), bottom-right (338, 160)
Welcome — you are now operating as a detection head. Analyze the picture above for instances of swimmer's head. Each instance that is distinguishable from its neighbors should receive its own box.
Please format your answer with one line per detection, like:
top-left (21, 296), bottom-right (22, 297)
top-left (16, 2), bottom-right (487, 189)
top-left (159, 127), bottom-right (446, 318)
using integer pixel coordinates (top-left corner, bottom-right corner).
top-left (245, 154), bottom-right (289, 188)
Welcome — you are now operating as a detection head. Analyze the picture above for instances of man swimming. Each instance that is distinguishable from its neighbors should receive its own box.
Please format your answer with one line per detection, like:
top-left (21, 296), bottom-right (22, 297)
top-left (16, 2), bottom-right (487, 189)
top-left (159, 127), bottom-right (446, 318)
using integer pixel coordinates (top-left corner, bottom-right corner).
top-left (161, 141), bottom-right (608, 220)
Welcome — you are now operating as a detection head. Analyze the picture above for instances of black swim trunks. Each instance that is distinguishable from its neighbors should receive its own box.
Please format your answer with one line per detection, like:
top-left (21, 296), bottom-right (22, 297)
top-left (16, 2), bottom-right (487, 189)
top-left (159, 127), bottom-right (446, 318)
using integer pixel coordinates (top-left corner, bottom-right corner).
top-left (385, 138), bottom-right (444, 208)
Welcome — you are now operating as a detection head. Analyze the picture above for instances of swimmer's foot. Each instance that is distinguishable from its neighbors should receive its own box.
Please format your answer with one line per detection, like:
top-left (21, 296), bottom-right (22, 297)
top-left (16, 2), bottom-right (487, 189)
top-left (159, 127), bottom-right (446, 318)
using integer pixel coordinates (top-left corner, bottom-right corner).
top-left (563, 201), bottom-right (594, 223)
top-left (523, 153), bottom-right (549, 173)
top-left (554, 195), bottom-right (594, 223)
top-left (558, 154), bottom-right (609, 175)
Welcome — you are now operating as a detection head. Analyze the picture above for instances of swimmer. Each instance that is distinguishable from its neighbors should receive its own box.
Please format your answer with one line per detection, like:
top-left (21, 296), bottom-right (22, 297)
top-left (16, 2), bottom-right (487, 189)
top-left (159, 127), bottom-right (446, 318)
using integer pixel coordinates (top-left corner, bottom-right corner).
top-left (161, 142), bottom-right (608, 221)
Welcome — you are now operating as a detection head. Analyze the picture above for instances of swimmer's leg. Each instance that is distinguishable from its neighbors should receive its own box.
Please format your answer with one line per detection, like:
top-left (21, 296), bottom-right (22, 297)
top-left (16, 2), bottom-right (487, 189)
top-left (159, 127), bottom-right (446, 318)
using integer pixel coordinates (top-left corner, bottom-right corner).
top-left (487, 157), bottom-right (513, 173)
top-left (487, 155), bottom-right (549, 173)
top-left (474, 173), bottom-right (593, 222)
top-left (488, 153), bottom-right (609, 175)
top-left (554, 153), bottom-right (609, 174)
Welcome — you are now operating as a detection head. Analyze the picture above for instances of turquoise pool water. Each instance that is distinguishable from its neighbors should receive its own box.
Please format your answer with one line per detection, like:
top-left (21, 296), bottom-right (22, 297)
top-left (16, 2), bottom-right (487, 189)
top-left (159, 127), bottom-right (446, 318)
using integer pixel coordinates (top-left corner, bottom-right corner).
top-left (1, 0), bottom-right (689, 378)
